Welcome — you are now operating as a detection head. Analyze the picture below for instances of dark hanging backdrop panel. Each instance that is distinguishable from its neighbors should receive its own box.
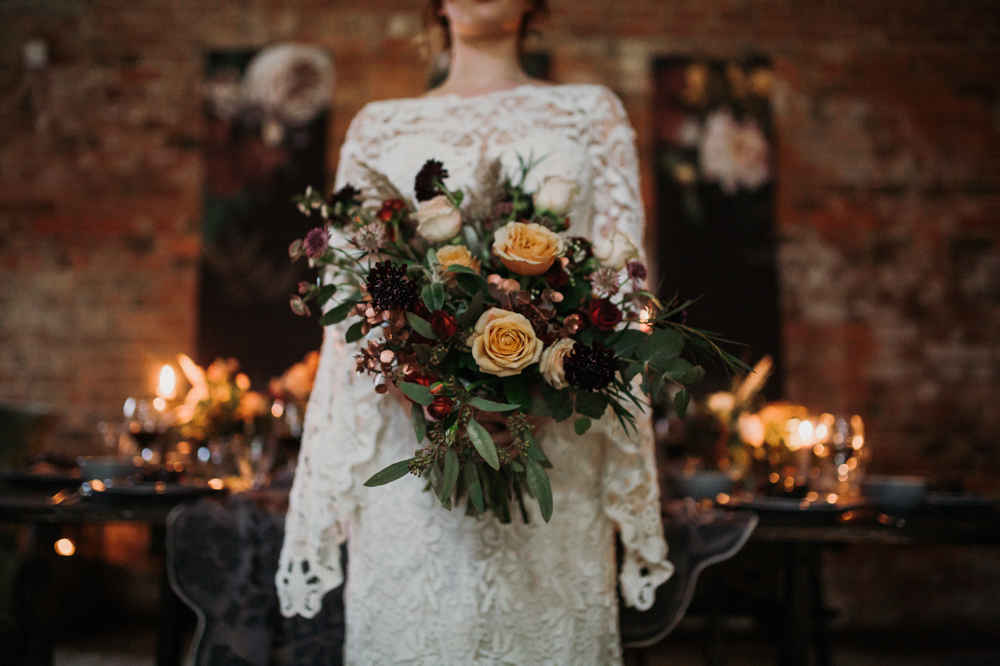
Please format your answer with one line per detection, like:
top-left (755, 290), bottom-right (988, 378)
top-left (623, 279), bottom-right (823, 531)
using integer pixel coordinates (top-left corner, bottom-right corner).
top-left (653, 56), bottom-right (783, 399)
top-left (197, 48), bottom-right (329, 387)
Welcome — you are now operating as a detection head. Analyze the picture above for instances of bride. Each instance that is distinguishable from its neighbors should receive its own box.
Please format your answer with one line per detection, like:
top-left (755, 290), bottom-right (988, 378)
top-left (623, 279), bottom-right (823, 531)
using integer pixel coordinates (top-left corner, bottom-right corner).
top-left (276, 0), bottom-right (674, 663)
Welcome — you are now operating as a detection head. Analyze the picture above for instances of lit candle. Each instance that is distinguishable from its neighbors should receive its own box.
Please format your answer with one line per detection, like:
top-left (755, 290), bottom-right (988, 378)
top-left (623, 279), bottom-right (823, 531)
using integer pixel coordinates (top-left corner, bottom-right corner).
top-left (157, 364), bottom-right (177, 400)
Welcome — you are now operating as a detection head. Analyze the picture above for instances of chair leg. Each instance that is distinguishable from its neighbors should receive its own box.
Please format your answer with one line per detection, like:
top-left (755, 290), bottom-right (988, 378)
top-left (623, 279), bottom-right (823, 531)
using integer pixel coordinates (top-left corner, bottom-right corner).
top-left (810, 558), bottom-right (832, 666)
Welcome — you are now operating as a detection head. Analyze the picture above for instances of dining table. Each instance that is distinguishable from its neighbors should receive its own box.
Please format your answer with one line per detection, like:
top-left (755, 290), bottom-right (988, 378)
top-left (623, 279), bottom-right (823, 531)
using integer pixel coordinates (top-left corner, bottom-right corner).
top-left (0, 471), bottom-right (224, 666)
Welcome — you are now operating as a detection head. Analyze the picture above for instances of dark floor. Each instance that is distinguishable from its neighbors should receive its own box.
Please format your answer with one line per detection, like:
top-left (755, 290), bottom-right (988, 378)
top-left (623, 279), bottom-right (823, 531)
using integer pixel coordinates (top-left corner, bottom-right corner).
top-left (53, 620), bottom-right (1000, 666)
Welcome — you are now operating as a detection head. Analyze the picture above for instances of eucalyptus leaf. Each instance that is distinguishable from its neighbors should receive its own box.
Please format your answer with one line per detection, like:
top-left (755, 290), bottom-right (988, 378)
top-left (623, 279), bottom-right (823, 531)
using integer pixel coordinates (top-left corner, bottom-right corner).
top-left (574, 392), bottom-right (609, 419)
top-left (344, 320), bottom-right (366, 343)
top-left (458, 290), bottom-right (485, 328)
top-left (431, 282), bottom-right (445, 311)
top-left (315, 283), bottom-right (338, 305)
top-left (421, 284), bottom-right (436, 312)
top-left (440, 449), bottom-right (459, 502)
top-left (399, 382), bottom-right (433, 406)
top-left (467, 397), bottom-right (520, 412)
top-left (524, 457), bottom-right (553, 523)
top-left (405, 312), bottom-right (439, 340)
top-left (455, 272), bottom-right (489, 296)
top-left (464, 462), bottom-right (485, 513)
top-left (445, 265), bottom-right (480, 276)
top-left (318, 299), bottom-right (357, 326)
top-left (525, 429), bottom-right (549, 463)
top-left (363, 459), bottom-right (412, 487)
top-left (410, 402), bottom-right (427, 443)
top-left (608, 329), bottom-right (649, 357)
top-left (574, 416), bottom-right (592, 435)
top-left (467, 418), bottom-right (500, 470)
top-left (540, 383), bottom-right (574, 422)
top-left (674, 389), bottom-right (690, 418)
top-left (622, 360), bottom-right (644, 383)
top-left (662, 357), bottom-right (693, 381)
top-left (635, 328), bottom-right (684, 367)
top-left (503, 375), bottom-right (530, 410)
top-left (682, 364), bottom-right (706, 385)
top-left (413, 343), bottom-right (433, 364)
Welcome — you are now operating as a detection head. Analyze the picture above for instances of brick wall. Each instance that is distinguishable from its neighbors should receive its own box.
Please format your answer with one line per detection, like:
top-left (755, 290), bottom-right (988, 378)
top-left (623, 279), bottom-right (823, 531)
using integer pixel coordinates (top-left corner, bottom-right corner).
top-left (0, 0), bottom-right (998, 624)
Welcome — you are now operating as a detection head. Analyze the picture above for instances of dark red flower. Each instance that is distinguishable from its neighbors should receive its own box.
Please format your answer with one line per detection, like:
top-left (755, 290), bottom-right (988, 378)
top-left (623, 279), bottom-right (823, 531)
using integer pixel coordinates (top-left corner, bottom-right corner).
top-left (403, 371), bottom-right (435, 387)
top-left (543, 261), bottom-right (569, 288)
top-left (386, 199), bottom-right (407, 212)
top-left (327, 184), bottom-right (362, 208)
top-left (563, 342), bottom-right (617, 392)
top-left (414, 160), bottom-right (449, 202)
top-left (427, 396), bottom-right (454, 420)
top-left (366, 261), bottom-right (417, 312)
top-left (587, 298), bottom-right (623, 331)
top-left (430, 310), bottom-right (458, 338)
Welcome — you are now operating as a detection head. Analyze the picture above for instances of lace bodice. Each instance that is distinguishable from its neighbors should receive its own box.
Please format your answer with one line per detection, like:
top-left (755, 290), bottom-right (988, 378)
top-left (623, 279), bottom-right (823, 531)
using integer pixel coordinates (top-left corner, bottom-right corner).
top-left (277, 83), bottom-right (673, 665)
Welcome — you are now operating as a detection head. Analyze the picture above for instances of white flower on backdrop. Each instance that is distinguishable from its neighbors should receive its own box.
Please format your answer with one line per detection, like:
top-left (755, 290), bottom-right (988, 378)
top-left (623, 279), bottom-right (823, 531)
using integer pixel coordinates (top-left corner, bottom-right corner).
top-left (699, 109), bottom-right (770, 195)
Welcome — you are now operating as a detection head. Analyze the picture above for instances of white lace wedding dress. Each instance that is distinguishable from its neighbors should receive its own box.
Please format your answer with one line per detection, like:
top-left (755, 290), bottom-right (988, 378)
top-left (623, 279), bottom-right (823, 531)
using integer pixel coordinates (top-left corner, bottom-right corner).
top-left (276, 83), bottom-right (674, 665)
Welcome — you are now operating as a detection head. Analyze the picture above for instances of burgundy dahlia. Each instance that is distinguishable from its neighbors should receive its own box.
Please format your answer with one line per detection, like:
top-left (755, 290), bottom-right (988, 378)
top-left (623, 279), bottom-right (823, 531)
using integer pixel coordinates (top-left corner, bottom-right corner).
top-left (303, 227), bottom-right (330, 259)
top-left (366, 261), bottom-right (417, 312)
top-left (427, 396), bottom-right (455, 421)
top-left (626, 260), bottom-right (648, 288)
top-left (563, 342), bottom-right (617, 392)
top-left (414, 159), bottom-right (448, 202)
top-left (430, 310), bottom-right (458, 338)
top-left (587, 298), bottom-right (623, 331)
top-left (328, 184), bottom-right (362, 208)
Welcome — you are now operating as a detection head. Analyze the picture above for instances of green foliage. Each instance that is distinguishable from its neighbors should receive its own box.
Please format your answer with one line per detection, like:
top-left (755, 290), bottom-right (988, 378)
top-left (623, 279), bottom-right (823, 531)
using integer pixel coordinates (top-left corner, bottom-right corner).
top-left (458, 290), bottom-right (485, 328)
top-left (674, 389), bottom-right (690, 418)
top-left (400, 382), bottom-right (433, 406)
top-left (344, 320), bottom-right (366, 343)
top-left (467, 418), bottom-right (500, 470)
top-left (319, 299), bottom-right (358, 326)
top-left (405, 312), bottom-right (438, 340)
top-left (503, 375), bottom-right (530, 411)
top-left (574, 416), bottom-right (592, 435)
top-left (524, 457), bottom-right (553, 522)
top-left (440, 449), bottom-right (459, 503)
top-left (410, 402), bottom-right (427, 442)
top-left (364, 459), bottom-right (413, 487)
top-left (464, 463), bottom-right (484, 513)
top-left (467, 397), bottom-right (520, 412)
top-left (574, 392), bottom-right (609, 419)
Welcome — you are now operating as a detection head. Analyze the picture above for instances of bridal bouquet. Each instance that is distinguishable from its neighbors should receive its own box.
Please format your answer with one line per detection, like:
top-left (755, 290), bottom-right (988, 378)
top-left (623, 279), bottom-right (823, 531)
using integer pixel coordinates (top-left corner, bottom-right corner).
top-left (289, 157), bottom-right (745, 523)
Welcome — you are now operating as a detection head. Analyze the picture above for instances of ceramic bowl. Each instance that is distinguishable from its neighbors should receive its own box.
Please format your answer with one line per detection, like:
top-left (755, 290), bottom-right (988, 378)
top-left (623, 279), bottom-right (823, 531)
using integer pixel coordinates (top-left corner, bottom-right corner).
top-left (671, 470), bottom-right (734, 501)
top-left (861, 475), bottom-right (928, 515)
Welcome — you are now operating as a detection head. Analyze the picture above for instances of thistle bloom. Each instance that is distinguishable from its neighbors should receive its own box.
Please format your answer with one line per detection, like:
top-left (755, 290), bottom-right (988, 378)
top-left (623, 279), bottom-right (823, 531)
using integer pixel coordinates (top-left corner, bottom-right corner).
top-left (563, 342), bottom-right (617, 392)
top-left (588, 267), bottom-right (620, 297)
top-left (366, 261), bottom-right (417, 312)
top-left (303, 227), bottom-right (330, 259)
top-left (626, 260), bottom-right (648, 289)
top-left (355, 222), bottom-right (386, 254)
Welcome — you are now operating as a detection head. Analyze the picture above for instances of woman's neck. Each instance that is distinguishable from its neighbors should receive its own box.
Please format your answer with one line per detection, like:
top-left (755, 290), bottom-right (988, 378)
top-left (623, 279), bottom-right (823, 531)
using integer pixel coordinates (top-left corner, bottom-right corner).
top-left (428, 33), bottom-right (533, 98)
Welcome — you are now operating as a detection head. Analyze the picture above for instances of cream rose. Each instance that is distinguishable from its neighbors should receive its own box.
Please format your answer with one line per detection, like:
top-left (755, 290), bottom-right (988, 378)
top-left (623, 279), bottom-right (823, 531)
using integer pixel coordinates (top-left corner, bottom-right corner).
top-left (492, 221), bottom-right (565, 276)
top-left (593, 231), bottom-right (641, 271)
top-left (533, 176), bottom-right (580, 216)
top-left (416, 195), bottom-right (463, 242)
top-left (538, 337), bottom-right (577, 389)
top-left (469, 308), bottom-right (544, 377)
top-left (436, 244), bottom-right (481, 278)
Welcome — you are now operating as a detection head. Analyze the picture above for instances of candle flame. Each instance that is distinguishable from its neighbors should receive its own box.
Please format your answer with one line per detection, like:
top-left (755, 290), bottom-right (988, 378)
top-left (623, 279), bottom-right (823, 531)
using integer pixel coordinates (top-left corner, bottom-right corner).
top-left (157, 365), bottom-right (177, 400)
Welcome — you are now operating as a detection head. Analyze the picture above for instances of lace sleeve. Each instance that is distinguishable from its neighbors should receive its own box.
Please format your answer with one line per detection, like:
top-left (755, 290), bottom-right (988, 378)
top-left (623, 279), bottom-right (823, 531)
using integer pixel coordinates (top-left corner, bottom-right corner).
top-left (590, 87), bottom-right (675, 610)
top-left (276, 106), bottom-right (393, 618)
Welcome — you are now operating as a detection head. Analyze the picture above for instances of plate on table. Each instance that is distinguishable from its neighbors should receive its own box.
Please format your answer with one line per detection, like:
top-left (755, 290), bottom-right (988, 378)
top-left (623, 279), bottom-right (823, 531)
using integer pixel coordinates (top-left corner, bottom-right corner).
top-left (924, 493), bottom-right (999, 517)
top-left (91, 481), bottom-right (224, 504)
top-left (0, 467), bottom-right (81, 490)
top-left (724, 496), bottom-right (866, 525)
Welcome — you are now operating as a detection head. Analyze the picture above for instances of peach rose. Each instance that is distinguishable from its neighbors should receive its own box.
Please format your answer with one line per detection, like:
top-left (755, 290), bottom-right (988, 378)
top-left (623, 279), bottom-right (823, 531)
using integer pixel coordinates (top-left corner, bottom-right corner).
top-left (493, 221), bottom-right (565, 276)
top-left (416, 195), bottom-right (463, 242)
top-left (468, 308), bottom-right (544, 377)
top-left (538, 337), bottom-right (577, 389)
top-left (437, 244), bottom-right (481, 280)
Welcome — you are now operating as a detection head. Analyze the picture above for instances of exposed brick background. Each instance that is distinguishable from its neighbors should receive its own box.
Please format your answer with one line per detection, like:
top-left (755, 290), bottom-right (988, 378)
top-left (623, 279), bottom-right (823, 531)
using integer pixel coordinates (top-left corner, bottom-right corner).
top-left (1, 0), bottom-right (998, 632)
